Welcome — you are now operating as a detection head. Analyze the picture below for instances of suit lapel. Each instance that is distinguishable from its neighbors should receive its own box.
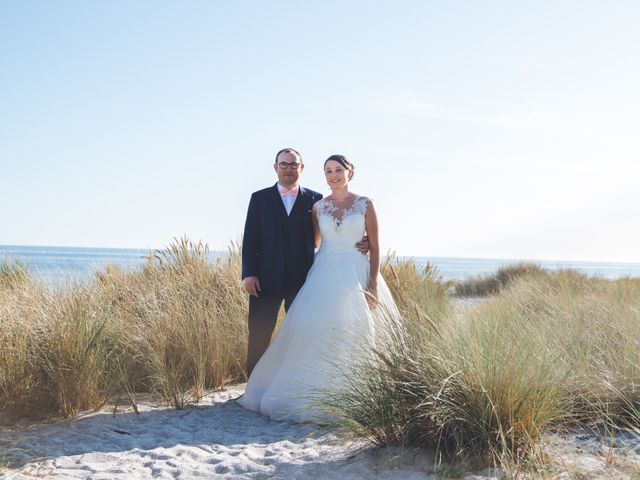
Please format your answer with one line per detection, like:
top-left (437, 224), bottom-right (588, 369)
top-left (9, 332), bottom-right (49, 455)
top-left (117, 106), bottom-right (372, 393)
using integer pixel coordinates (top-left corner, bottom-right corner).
top-left (290, 187), bottom-right (304, 216)
top-left (271, 183), bottom-right (287, 217)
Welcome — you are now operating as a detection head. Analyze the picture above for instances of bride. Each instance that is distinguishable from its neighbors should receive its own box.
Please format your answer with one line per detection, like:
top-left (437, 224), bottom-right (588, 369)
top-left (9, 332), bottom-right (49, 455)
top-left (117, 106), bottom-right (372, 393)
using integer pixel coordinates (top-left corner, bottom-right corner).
top-left (237, 154), bottom-right (399, 422)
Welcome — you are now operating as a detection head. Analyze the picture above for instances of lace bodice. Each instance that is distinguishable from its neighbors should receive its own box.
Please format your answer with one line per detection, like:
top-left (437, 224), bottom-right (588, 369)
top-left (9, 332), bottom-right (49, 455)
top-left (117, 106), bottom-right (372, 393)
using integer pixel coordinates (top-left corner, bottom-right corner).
top-left (314, 196), bottom-right (369, 254)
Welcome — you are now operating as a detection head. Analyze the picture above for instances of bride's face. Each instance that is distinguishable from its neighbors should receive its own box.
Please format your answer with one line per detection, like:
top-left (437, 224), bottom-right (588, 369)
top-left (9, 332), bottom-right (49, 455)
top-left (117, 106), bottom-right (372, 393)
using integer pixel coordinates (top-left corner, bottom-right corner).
top-left (324, 160), bottom-right (352, 190)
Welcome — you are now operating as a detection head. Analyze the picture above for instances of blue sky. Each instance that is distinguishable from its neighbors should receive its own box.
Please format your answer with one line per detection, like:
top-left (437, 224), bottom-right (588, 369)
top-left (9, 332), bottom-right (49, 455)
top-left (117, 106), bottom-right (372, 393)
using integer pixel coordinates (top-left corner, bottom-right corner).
top-left (1, 1), bottom-right (639, 262)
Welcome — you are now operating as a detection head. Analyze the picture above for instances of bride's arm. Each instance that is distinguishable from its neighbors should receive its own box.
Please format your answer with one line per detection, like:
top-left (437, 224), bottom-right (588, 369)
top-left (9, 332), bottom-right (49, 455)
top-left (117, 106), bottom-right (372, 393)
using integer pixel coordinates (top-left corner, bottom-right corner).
top-left (311, 206), bottom-right (321, 249)
top-left (364, 200), bottom-right (380, 295)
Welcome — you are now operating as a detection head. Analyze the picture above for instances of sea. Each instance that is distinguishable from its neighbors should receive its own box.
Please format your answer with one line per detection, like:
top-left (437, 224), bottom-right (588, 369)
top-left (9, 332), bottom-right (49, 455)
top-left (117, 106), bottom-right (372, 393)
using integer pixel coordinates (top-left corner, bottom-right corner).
top-left (2, 245), bottom-right (640, 285)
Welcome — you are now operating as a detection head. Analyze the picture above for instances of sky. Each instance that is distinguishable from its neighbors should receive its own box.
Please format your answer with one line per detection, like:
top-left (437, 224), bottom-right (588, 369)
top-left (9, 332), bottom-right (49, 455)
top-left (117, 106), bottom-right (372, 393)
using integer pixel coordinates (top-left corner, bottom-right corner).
top-left (1, 1), bottom-right (639, 262)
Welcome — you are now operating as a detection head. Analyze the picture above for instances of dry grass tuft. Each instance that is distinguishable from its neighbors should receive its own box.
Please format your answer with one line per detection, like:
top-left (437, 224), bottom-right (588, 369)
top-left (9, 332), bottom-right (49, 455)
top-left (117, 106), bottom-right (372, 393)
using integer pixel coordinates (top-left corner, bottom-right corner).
top-left (381, 251), bottom-right (451, 328)
top-left (0, 238), bottom-right (247, 418)
top-left (326, 269), bottom-right (640, 468)
top-left (3, 245), bottom-right (639, 475)
top-left (454, 262), bottom-right (548, 297)
top-left (0, 259), bottom-right (31, 291)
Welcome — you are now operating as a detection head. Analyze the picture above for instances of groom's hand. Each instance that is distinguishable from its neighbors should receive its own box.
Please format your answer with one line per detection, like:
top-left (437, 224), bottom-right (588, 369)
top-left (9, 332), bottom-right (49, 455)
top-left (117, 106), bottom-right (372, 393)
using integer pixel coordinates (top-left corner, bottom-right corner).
top-left (243, 276), bottom-right (261, 297)
top-left (355, 235), bottom-right (370, 255)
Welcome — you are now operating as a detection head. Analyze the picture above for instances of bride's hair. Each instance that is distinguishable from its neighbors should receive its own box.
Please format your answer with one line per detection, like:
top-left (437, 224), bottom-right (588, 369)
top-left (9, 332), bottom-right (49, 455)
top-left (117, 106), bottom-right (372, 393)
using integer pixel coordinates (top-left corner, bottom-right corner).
top-left (324, 154), bottom-right (355, 175)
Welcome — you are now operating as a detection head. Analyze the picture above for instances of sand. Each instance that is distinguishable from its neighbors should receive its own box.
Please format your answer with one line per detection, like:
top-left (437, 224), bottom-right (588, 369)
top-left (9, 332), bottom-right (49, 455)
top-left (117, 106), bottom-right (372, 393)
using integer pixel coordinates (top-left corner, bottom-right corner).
top-left (2, 297), bottom-right (640, 478)
top-left (2, 384), bottom-right (639, 479)
top-left (0, 385), bottom-right (459, 479)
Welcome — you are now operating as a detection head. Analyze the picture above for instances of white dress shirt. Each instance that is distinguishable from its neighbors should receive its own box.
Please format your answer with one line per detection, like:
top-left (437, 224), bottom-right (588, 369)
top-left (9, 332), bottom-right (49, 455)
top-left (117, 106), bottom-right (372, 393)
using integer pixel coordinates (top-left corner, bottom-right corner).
top-left (277, 183), bottom-right (299, 216)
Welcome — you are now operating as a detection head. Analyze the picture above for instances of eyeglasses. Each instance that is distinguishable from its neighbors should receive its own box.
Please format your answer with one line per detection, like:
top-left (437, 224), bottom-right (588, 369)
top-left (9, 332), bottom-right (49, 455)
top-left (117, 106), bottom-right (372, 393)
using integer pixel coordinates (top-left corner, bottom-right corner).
top-left (277, 162), bottom-right (301, 170)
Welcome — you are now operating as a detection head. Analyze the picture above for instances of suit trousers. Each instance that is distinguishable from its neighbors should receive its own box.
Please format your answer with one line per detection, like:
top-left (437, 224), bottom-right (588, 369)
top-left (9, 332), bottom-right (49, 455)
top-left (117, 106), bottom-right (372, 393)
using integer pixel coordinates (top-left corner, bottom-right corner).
top-left (246, 282), bottom-right (301, 377)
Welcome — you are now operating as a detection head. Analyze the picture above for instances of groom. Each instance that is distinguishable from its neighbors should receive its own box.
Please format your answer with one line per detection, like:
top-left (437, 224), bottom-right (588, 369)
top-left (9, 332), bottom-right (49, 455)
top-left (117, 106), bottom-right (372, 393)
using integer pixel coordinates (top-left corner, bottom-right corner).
top-left (242, 148), bottom-right (368, 376)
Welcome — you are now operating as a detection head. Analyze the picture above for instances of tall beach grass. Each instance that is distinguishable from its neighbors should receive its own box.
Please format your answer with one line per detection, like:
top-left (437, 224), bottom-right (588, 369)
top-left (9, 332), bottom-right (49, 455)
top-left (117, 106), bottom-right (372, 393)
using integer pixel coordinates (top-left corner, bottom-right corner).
top-left (2, 246), bottom-right (639, 473)
top-left (380, 252), bottom-right (451, 331)
top-left (0, 245), bottom-right (441, 419)
top-left (0, 239), bottom-right (248, 418)
top-left (454, 262), bottom-right (548, 297)
top-left (325, 269), bottom-right (640, 466)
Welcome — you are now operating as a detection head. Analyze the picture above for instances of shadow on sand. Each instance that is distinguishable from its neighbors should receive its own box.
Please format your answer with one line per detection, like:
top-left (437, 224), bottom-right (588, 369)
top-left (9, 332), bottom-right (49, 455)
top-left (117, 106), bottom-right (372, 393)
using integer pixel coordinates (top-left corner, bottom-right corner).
top-left (2, 393), bottom-right (422, 478)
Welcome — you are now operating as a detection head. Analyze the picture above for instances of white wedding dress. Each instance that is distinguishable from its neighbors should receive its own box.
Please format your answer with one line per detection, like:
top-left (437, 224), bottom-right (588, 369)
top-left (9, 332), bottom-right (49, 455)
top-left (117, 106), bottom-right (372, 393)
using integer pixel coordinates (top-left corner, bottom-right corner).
top-left (238, 196), bottom-right (400, 423)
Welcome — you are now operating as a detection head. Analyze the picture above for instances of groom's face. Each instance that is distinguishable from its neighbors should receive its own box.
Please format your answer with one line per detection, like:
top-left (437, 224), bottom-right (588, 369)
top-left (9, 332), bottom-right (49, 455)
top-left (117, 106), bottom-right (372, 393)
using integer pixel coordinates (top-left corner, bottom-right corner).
top-left (274, 151), bottom-right (304, 188)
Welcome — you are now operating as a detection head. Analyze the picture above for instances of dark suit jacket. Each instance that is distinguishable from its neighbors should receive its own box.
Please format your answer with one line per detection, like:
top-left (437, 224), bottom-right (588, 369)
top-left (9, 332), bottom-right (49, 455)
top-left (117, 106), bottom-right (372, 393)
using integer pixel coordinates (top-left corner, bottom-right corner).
top-left (242, 183), bottom-right (323, 294)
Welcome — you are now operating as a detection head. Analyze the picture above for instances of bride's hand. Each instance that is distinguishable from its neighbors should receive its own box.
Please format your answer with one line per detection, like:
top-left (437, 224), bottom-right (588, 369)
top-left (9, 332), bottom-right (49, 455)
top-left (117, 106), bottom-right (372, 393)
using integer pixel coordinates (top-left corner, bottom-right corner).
top-left (365, 282), bottom-right (378, 310)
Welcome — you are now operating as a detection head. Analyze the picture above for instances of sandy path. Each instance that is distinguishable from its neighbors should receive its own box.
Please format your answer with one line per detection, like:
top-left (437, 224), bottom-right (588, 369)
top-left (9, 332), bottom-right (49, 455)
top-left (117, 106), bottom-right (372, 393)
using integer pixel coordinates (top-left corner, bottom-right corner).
top-left (2, 385), bottom-right (480, 479)
top-left (3, 384), bottom-right (639, 479)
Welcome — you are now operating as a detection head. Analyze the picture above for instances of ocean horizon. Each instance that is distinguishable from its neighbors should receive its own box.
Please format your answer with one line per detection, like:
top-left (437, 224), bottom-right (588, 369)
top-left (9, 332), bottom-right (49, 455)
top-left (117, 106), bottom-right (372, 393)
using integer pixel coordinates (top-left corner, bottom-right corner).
top-left (2, 244), bottom-right (640, 285)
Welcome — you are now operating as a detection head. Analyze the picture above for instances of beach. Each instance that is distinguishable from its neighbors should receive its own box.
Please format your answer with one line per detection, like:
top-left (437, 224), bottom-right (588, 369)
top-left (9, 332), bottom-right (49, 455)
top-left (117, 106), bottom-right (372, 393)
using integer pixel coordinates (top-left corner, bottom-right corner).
top-left (0, 385), bottom-right (449, 479)
top-left (2, 254), bottom-right (640, 478)
top-left (2, 384), bottom-right (639, 479)
top-left (4, 0), bottom-right (640, 476)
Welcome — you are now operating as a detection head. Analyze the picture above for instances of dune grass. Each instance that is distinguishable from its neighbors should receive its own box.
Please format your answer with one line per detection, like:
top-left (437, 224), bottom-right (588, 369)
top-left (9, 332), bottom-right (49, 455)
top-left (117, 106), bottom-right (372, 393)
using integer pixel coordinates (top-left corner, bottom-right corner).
top-left (0, 239), bottom-right (248, 418)
top-left (454, 262), bottom-right (548, 297)
top-left (96, 239), bottom-right (248, 410)
top-left (325, 269), bottom-right (640, 467)
top-left (0, 246), bottom-right (448, 420)
top-left (380, 252), bottom-right (451, 326)
top-left (0, 258), bottom-right (30, 290)
top-left (2, 245), bottom-right (639, 473)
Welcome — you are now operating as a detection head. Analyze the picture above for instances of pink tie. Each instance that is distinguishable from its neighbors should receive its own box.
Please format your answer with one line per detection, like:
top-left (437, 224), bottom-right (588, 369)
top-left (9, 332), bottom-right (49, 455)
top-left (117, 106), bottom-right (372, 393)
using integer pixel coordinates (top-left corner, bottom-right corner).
top-left (280, 187), bottom-right (298, 198)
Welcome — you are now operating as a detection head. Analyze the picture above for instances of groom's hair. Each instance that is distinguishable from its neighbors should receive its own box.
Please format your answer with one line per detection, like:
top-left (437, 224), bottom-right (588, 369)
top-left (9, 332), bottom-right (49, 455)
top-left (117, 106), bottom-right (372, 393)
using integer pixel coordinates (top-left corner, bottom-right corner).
top-left (275, 148), bottom-right (302, 163)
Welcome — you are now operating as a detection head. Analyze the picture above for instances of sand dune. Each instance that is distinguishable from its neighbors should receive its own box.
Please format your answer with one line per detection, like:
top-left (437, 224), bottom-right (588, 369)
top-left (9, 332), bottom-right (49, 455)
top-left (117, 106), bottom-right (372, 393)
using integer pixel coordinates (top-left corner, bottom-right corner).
top-left (2, 385), bottom-right (638, 479)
